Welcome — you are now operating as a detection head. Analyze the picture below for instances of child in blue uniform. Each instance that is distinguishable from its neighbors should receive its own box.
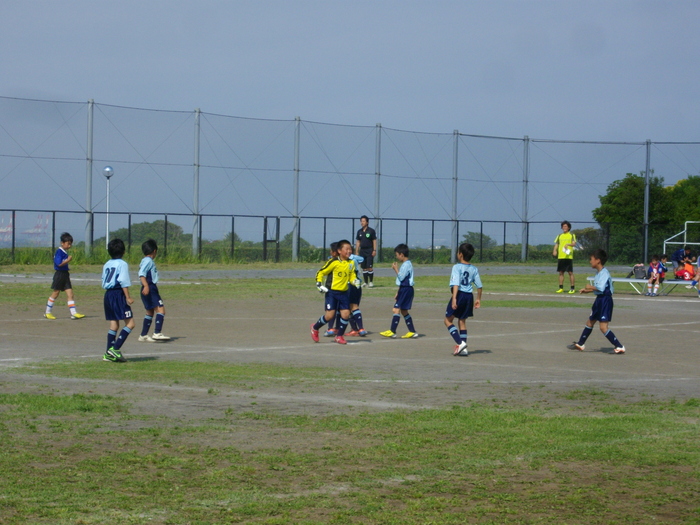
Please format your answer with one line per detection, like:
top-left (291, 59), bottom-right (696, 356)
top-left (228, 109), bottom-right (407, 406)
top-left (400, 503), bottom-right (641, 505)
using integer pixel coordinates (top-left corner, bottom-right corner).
top-left (44, 232), bottom-right (85, 320)
top-left (569, 249), bottom-right (626, 354)
top-left (380, 244), bottom-right (418, 339)
top-left (102, 238), bottom-right (134, 363)
top-left (138, 239), bottom-right (170, 342)
top-left (445, 243), bottom-right (482, 356)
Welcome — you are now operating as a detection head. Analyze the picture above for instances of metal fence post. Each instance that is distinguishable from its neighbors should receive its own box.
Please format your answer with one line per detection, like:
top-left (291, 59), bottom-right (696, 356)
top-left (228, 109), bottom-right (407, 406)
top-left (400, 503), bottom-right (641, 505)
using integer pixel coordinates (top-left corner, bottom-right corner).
top-left (85, 99), bottom-right (94, 256)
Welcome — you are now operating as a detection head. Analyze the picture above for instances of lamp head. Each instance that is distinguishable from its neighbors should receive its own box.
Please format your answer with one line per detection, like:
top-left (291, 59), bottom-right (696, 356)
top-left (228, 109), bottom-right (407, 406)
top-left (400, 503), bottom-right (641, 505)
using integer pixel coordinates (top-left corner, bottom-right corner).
top-left (103, 166), bottom-right (114, 179)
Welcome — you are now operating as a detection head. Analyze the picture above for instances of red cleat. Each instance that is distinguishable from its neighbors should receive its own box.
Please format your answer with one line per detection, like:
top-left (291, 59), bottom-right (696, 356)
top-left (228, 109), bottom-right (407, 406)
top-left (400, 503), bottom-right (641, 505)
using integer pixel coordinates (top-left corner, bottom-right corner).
top-left (346, 330), bottom-right (360, 336)
top-left (310, 324), bottom-right (319, 343)
top-left (334, 335), bottom-right (347, 345)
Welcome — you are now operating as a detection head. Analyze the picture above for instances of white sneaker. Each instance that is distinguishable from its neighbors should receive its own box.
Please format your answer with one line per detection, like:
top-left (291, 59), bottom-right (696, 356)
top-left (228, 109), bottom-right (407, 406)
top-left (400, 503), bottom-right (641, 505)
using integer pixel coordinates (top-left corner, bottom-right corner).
top-left (151, 333), bottom-right (171, 341)
top-left (138, 335), bottom-right (155, 343)
top-left (368, 282), bottom-right (374, 288)
top-left (453, 341), bottom-right (468, 356)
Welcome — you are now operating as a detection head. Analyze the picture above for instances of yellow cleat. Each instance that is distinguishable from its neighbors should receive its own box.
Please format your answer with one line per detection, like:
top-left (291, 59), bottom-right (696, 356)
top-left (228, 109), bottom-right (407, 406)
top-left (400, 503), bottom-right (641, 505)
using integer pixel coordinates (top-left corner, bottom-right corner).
top-left (567, 289), bottom-right (576, 294)
top-left (380, 330), bottom-right (396, 338)
top-left (71, 313), bottom-right (86, 319)
top-left (401, 332), bottom-right (418, 339)
top-left (555, 289), bottom-right (564, 293)
top-left (44, 313), bottom-right (56, 320)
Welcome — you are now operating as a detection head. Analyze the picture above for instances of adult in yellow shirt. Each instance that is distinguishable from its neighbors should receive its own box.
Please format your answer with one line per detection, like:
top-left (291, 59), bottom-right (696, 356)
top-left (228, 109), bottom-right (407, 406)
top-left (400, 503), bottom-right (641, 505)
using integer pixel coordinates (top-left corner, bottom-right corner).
top-left (553, 220), bottom-right (577, 294)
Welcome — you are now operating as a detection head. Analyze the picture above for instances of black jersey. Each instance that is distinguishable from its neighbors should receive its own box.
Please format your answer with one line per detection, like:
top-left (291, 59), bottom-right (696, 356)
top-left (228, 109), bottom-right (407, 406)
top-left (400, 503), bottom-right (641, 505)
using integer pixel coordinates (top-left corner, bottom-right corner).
top-left (356, 227), bottom-right (377, 252)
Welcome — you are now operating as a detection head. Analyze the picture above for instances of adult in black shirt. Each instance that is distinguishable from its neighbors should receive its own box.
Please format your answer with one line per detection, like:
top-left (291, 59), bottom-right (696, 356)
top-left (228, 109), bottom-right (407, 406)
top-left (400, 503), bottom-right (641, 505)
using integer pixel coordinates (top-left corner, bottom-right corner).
top-left (355, 215), bottom-right (377, 287)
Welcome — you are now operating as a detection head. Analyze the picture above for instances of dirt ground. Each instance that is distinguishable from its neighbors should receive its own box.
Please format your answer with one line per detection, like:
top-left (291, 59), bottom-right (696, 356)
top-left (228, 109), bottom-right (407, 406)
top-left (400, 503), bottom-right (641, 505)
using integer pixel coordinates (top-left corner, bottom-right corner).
top-left (1, 274), bottom-right (699, 422)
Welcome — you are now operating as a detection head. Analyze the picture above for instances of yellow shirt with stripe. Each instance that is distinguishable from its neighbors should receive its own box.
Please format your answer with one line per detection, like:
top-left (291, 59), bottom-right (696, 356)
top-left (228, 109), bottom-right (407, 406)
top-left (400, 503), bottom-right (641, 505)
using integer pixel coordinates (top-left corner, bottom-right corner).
top-left (554, 232), bottom-right (577, 260)
top-left (315, 258), bottom-right (357, 292)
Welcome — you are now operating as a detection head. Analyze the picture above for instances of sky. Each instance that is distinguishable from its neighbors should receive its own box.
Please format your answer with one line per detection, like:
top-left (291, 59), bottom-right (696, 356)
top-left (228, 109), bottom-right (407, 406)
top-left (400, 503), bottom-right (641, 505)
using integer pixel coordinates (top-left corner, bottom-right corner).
top-left (2, 0), bottom-right (699, 142)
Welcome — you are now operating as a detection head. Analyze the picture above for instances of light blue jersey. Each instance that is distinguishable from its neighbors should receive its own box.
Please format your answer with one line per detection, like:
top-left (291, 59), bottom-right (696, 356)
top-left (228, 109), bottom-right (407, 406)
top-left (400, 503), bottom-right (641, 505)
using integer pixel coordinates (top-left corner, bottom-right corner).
top-left (592, 267), bottom-right (613, 296)
top-left (396, 259), bottom-right (414, 287)
top-left (349, 254), bottom-right (364, 277)
top-left (138, 256), bottom-right (159, 285)
top-left (102, 259), bottom-right (131, 290)
top-left (450, 263), bottom-right (482, 293)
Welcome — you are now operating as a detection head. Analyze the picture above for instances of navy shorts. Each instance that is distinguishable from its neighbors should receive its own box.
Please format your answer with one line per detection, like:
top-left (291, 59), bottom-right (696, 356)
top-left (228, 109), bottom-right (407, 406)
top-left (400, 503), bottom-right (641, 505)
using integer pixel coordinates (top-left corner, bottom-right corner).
top-left (140, 283), bottom-right (164, 310)
top-left (348, 284), bottom-right (362, 305)
top-left (51, 271), bottom-right (72, 291)
top-left (360, 251), bottom-right (374, 269)
top-left (394, 286), bottom-right (414, 310)
top-left (104, 289), bottom-right (133, 321)
top-left (325, 289), bottom-right (350, 312)
top-left (446, 291), bottom-right (474, 320)
top-left (590, 294), bottom-right (613, 323)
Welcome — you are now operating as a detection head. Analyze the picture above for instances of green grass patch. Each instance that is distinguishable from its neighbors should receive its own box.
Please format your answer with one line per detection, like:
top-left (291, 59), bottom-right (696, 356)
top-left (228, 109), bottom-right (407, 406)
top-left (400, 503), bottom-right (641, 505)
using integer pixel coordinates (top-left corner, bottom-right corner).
top-left (15, 360), bottom-right (360, 388)
top-left (1, 362), bottom-right (699, 523)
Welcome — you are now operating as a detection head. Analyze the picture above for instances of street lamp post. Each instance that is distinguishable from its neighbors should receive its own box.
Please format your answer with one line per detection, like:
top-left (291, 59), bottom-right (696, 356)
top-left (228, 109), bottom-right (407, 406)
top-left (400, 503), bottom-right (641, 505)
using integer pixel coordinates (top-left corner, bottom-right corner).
top-left (103, 166), bottom-right (113, 249)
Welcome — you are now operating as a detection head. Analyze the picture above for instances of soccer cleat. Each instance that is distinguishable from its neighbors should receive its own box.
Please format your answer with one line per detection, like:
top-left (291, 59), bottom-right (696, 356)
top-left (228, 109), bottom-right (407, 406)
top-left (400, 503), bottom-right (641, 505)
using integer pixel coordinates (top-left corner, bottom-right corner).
top-left (324, 329), bottom-right (337, 337)
top-left (346, 330), bottom-right (360, 336)
top-left (644, 292), bottom-right (651, 296)
top-left (555, 288), bottom-right (564, 293)
top-left (334, 335), bottom-right (347, 345)
top-left (368, 282), bottom-right (374, 288)
top-left (310, 324), bottom-right (319, 343)
top-left (71, 313), bottom-right (85, 320)
top-left (138, 334), bottom-right (155, 343)
top-left (380, 330), bottom-right (396, 338)
top-left (567, 342), bottom-right (585, 351)
top-left (151, 333), bottom-right (171, 341)
top-left (103, 348), bottom-right (126, 363)
top-left (358, 329), bottom-right (368, 337)
top-left (685, 284), bottom-right (696, 289)
top-left (614, 346), bottom-right (626, 354)
top-left (44, 313), bottom-right (56, 320)
top-left (401, 332), bottom-right (418, 339)
top-left (453, 341), bottom-right (468, 356)
top-left (568, 289), bottom-right (576, 294)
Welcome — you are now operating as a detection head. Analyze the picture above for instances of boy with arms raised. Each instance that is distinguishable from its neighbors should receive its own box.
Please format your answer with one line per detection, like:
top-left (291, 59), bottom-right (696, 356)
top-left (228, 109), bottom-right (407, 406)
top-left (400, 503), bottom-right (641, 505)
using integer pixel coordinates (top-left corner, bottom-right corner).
top-left (310, 239), bottom-right (360, 345)
top-left (138, 239), bottom-right (170, 342)
top-left (380, 243), bottom-right (418, 339)
top-left (102, 238), bottom-right (134, 363)
top-left (568, 248), bottom-right (626, 354)
top-left (445, 243), bottom-right (482, 356)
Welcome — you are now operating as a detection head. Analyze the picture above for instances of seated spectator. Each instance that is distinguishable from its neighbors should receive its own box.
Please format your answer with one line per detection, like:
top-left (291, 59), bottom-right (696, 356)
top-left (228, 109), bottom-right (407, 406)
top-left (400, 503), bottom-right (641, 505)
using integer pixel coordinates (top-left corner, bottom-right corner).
top-left (646, 255), bottom-right (663, 296)
top-left (675, 262), bottom-right (694, 280)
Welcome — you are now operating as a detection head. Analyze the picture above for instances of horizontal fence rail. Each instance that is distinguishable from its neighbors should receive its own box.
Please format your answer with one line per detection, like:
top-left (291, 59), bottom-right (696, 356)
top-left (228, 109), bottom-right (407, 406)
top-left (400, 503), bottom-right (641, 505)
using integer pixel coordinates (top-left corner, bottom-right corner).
top-left (0, 208), bottom-right (693, 266)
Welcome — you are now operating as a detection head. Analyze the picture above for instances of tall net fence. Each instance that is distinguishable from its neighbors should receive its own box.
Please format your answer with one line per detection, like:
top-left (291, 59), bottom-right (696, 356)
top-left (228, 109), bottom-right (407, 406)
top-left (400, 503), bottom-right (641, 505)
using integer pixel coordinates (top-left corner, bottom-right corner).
top-left (1, 96), bottom-right (699, 264)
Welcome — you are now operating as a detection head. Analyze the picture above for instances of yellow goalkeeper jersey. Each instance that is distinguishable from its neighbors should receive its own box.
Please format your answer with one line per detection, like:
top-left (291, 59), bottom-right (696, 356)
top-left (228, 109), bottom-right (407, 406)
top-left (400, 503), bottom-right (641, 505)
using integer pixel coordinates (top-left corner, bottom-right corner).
top-left (315, 258), bottom-right (357, 292)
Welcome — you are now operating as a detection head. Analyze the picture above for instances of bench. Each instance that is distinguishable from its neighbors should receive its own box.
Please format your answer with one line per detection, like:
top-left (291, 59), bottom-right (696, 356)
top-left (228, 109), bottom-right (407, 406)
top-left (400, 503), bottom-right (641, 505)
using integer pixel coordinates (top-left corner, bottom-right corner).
top-left (586, 277), bottom-right (687, 296)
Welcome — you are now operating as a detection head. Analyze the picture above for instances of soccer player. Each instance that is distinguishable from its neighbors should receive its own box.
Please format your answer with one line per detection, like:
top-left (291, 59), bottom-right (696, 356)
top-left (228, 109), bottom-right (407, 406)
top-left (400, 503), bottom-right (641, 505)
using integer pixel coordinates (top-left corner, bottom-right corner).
top-left (568, 248), bottom-right (626, 354)
top-left (646, 255), bottom-right (663, 296)
top-left (102, 238), bottom-right (134, 363)
top-left (346, 251), bottom-right (368, 336)
top-left (138, 239), bottom-right (170, 342)
top-left (380, 243), bottom-right (418, 339)
top-left (355, 215), bottom-right (377, 287)
top-left (310, 240), bottom-right (361, 345)
top-left (44, 232), bottom-right (85, 320)
top-left (553, 220), bottom-right (577, 294)
top-left (445, 243), bottom-right (482, 356)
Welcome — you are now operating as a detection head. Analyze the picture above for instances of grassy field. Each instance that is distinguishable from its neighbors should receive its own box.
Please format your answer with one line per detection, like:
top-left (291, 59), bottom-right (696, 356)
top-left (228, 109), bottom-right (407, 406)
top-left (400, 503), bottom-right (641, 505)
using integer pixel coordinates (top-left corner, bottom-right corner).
top-left (1, 361), bottom-right (699, 524)
top-left (1, 271), bottom-right (699, 523)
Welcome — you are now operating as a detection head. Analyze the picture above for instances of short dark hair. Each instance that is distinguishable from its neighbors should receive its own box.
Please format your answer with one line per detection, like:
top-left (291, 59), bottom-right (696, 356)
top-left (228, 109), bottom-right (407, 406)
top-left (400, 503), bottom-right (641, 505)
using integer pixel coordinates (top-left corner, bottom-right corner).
top-left (458, 242), bottom-right (475, 262)
top-left (337, 239), bottom-right (352, 251)
top-left (329, 241), bottom-right (339, 255)
top-left (561, 220), bottom-right (572, 229)
top-left (141, 239), bottom-right (158, 256)
top-left (651, 254), bottom-right (659, 262)
top-left (360, 215), bottom-right (369, 222)
top-left (661, 254), bottom-right (668, 259)
top-left (60, 232), bottom-right (73, 243)
top-left (108, 238), bottom-right (126, 259)
top-left (394, 243), bottom-right (409, 258)
top-left (590, 248), bottom-right (607, 266)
